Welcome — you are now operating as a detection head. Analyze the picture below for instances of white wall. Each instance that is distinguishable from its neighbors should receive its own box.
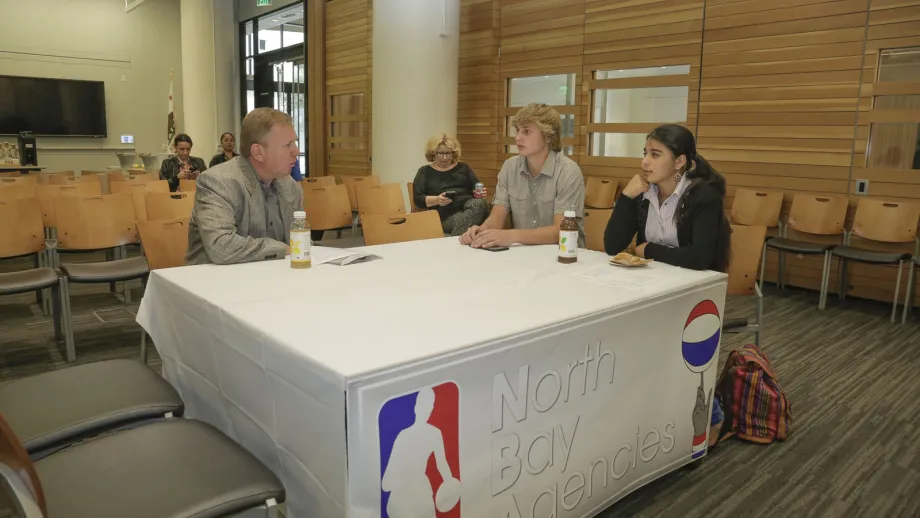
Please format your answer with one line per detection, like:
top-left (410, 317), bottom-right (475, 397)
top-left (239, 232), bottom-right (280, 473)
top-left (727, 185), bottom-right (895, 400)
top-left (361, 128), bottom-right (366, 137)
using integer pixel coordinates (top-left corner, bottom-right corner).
top-left (373, 0), bottom-right (460, 210)
top-left (0, 0), bottom-right (184, 172)
top-left (236, 0), bottom-right (301, 22)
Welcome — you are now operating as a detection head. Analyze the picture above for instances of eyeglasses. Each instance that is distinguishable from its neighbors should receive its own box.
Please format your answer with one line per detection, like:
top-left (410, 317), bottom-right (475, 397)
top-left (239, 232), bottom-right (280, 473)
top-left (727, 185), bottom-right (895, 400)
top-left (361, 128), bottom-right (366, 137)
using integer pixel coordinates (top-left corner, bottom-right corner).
top-left (436, 151), bottom-right (454, 157)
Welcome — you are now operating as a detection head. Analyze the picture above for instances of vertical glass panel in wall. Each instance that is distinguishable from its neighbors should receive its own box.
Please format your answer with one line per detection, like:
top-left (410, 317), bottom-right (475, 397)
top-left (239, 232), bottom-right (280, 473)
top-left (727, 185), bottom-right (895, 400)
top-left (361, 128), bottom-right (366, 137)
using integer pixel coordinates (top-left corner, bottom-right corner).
top-left (878, 47), bottom-right (920, 83)
top-left (868, 94), bottom-right (920, 169)
top-left (330, 93), bottom-right (365, 150)
top-left (508, 74), bottom-right (575, 107)
top-left (592, 87), bottom-right (689, 125)
top-left (283, 22), bottom-right (305, 48)
top-left (245, 57), bottom-right (255, 115)
top-left (244, 21), bottom-right (254, 57)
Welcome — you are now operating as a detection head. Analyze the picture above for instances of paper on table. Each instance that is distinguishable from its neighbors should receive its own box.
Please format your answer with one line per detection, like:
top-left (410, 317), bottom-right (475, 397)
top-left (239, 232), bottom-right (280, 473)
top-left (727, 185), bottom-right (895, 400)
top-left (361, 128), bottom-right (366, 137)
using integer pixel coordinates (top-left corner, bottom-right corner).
top-left (578, 263), bottom-right (673, 292)
top-left (311, 246), bottom-right (381, 266)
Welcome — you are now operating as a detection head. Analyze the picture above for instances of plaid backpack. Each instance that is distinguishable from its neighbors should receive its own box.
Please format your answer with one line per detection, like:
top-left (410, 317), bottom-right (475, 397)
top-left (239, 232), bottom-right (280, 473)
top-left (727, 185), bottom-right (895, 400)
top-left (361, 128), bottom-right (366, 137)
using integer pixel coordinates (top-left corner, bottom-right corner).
top-left (715, 343), bottom-right (792, 444)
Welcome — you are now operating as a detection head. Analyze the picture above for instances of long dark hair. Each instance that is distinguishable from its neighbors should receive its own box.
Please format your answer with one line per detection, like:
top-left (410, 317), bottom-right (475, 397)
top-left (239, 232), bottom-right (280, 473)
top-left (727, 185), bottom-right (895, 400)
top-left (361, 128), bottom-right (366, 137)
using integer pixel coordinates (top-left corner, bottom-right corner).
top-left (646, 124), bottom-right (731, 272)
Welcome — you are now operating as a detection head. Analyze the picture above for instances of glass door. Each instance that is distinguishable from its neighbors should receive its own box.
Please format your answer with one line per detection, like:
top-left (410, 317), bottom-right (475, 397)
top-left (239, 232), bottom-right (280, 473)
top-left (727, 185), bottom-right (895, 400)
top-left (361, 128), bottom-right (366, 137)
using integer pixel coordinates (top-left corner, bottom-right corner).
top-left (253, 48), bottom-right (307, 173)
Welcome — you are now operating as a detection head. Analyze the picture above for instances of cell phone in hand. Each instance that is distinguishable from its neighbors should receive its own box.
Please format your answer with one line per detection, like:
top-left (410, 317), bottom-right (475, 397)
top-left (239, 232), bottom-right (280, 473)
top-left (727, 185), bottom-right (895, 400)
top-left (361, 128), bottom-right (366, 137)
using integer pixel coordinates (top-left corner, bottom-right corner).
top-left (482, 246), bottom-right (509, 252)
top-left (444, 191), bottom-right (457, 199)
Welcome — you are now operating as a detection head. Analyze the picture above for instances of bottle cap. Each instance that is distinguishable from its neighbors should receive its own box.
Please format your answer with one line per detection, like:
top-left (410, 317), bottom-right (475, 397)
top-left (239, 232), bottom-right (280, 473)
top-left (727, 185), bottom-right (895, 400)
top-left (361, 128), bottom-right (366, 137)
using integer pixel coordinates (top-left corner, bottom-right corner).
top-left (564, 210), bottom-right (576, 218)
top-left (294, 211), bottom-right (306, 218)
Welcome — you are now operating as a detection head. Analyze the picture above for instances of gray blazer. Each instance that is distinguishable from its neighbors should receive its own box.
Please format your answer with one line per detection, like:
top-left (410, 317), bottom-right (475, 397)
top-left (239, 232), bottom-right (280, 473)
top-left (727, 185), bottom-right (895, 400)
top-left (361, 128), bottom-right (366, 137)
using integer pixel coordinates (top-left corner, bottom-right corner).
top-left (186, 156), bottom-right (303, 265)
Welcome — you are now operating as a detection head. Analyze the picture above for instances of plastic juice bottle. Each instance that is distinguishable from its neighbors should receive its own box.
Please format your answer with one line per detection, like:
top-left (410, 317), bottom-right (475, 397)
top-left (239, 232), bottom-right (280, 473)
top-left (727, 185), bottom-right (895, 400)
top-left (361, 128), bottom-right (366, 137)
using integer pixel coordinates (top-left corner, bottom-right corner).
top-left (290, 211), bottom-right (312, 269)
top-left (558, 210), bottom-right (578, 264)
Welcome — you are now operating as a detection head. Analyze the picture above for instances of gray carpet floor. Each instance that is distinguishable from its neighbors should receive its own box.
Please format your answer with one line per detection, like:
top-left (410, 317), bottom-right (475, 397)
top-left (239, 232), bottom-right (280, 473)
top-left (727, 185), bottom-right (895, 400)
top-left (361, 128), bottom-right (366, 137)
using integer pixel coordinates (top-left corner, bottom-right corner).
top-left (2, 252), bottom-right (919, 517)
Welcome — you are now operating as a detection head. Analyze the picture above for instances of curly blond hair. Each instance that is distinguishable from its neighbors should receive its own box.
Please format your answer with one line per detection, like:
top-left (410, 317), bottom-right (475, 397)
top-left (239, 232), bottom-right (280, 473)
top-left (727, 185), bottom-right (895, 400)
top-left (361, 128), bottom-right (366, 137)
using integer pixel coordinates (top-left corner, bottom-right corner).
top-left (510, 104), bottom-right (561, 153)
top-left (424, 133), bottom-right (462, 162)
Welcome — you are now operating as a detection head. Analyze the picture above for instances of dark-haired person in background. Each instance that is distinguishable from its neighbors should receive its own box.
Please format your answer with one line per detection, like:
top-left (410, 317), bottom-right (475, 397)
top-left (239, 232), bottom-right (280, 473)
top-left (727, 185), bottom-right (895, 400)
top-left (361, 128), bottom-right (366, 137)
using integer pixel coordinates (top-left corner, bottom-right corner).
top-left (603, 124), bottom-right (731, 272)
top-left (160, 134), bottom-right (207, 192)
top-left (209, 132), bottom-right (239, 168)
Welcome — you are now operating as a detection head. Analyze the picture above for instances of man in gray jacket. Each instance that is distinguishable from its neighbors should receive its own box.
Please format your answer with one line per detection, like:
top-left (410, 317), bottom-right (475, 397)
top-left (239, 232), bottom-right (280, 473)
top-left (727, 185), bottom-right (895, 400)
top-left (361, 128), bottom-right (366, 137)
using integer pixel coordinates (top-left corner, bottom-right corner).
top-left (186, 108), bottom-right (304, 265)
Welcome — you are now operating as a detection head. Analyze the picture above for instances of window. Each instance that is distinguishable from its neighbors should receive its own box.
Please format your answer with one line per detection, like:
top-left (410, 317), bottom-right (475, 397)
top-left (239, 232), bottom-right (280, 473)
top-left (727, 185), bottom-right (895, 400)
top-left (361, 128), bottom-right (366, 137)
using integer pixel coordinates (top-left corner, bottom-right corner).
top-left (589, 65), bottom-right (691, 157)
top-left (505, 74), bottom-right (576, 155)
top-left (256, 4), bottom-right (304, 54)
top-left (244, 21), bottom-right (255, 115)
top-left (878, 47), bottom-right (920, 83)
top-left (866, 49), bottom-right (920, 169)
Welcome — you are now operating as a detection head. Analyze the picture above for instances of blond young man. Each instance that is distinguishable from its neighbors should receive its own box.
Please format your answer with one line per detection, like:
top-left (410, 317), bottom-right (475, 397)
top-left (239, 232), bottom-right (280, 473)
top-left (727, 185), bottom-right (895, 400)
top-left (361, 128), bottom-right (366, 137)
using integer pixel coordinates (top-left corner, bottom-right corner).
top-left (459, 103), bottom-right (585, 249)
top-left (186, 108), bottom-right (304, 265)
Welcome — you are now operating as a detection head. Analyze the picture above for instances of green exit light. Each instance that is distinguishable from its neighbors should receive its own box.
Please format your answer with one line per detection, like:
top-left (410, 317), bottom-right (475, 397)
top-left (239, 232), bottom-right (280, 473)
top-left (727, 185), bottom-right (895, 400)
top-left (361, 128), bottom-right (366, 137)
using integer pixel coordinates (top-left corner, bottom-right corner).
top-left (257, 0), bottom-right (272, 6)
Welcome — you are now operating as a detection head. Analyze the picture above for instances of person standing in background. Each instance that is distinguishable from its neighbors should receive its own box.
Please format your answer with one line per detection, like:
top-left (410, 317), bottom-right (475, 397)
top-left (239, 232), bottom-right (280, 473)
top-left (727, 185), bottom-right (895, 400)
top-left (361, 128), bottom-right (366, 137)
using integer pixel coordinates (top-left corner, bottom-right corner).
top-left (209, 132), bottom-right (239, 168)
top-left (160, 134), bottom-right (207, 192)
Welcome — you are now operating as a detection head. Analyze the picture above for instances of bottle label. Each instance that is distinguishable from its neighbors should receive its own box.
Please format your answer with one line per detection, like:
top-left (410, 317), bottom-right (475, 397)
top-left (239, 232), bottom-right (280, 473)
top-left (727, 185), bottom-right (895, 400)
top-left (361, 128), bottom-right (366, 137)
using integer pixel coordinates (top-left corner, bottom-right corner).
top-left (290, 230), bottom-right (311, 262)
top-left (559, 230), bottom-right (579, 258)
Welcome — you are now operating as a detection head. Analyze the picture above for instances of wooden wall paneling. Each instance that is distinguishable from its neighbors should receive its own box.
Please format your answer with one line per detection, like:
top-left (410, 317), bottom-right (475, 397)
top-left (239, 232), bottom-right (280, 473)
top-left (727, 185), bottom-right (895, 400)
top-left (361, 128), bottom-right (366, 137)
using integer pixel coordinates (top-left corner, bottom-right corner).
top-left (849, 0), bottom-right (920, 304)
top-left (698, 1), bottom-right (872, 295)
top-left (459, 0), bottom-right (502, 194)
top-left (307, 0), bottom-right (326, 179)
top-left (325, 0), bottom-right (373, 179)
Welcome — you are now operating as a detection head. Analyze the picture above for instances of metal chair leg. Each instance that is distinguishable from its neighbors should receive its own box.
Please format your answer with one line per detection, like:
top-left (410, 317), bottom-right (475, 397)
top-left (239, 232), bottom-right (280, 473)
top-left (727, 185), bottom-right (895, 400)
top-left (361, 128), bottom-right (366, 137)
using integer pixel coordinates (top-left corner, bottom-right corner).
top-left (120, 245), bottom-right (132, 305)
top-left (903, 264), bottom-right (916, 324)
top-left (759, 244), bottom-right (768, 293)
top-left (265, 498), bottom-right (279, 518)
top-left (61, 277), bottom-right (75, 362)
top-left (140, 330), bottom-right (148, 364)
top-left (839, 258), bottom-right (848, 301)
top-left (892, 261), bottom-right (904, 323)
top-left (779, 250), bottom-right (786, 290)
top-left (50, 282), bottom-right (63, 341)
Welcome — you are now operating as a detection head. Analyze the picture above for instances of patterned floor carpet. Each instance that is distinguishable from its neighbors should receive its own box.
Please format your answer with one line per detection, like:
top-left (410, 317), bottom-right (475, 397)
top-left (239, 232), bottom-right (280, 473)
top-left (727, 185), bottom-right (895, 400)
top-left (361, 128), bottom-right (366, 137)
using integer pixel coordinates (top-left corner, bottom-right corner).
top-left (2, 253), bottom-right (919, 517)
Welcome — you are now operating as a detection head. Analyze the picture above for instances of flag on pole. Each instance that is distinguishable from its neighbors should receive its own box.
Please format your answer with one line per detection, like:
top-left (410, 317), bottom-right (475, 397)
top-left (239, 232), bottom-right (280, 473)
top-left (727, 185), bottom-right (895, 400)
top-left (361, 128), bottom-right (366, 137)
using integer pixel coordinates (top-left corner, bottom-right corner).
top-left (166, 69), bottom-right (176, 153)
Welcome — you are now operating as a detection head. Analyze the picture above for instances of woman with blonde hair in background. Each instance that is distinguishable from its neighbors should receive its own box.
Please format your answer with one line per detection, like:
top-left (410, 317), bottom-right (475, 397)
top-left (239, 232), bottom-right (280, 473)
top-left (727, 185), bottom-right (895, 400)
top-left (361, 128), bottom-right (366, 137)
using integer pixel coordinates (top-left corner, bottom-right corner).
top-left (412, 134), bottom-right (490, 236)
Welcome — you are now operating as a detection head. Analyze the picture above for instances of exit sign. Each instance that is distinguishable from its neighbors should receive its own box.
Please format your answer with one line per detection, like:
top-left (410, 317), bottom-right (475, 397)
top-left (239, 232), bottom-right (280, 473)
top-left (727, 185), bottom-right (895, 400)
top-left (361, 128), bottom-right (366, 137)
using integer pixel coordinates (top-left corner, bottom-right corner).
top-left (256, 0), bottom-right (271, 5)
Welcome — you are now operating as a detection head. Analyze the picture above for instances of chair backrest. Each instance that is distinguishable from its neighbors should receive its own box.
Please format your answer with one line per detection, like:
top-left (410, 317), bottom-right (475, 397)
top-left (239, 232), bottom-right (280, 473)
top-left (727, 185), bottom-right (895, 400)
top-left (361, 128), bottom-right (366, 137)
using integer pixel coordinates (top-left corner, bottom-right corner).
top-left (179, 179), bottom-right (198, 193)
top-left (54, 192), bottom-right (138, 250)
top-left (123, 173), bottom-right (158, 184)
top-left (583, 208), bottom-right (611, 252)
top-left (407, 181), bottom-right (427, 214)
top-left (727, 224), bottom-right (768, 296)
top-left (38, 170), bottom-right (74, 184)
top-left (302, 184), bottom-right (352, 231)
top-left (0, 414), bottom-right (46, 517)
top-left (362, 211), bottom-right (443, 246)
top-left (137, 217), bottom-right (190, 270)
top-left (787, 194), bottom-right (848, 236)
top-left (111, 180), bottom-right (170, 222)
top-left (302, 176), bottom-right (336, 188)
top-left (0, 182), bottom-right (31, 202)
top-left (356, 182), bottom-right (405, 217)
top-left (0, 171), bottom-right (21, 178)
top-left (105, 170), bottom-right (127, 184)
top-left (341, 174), bottom-right (380, 210)
top-left (0, 197), bottom-right (45, 259)
top-left (47, 174), bottom-right (95, 186)
top-left (127, 168), bottom-right (147, 175)
top-left (146, 192), bottom-right (195, 221)
top-left (35, 182), bottom-right (103, 228)
top-left (731, 188), bottom-right (783, 227)
top-left (851, 198), bottom-right (920, 244)
top-left (585, 177), bottom-right (617, 209)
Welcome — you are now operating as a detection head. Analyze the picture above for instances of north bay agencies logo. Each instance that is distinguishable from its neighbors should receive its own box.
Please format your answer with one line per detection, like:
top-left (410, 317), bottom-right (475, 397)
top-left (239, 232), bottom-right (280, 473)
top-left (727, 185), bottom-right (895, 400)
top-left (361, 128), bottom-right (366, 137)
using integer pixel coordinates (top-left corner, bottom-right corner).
top-left (379, 382), bottom-right (461, 518)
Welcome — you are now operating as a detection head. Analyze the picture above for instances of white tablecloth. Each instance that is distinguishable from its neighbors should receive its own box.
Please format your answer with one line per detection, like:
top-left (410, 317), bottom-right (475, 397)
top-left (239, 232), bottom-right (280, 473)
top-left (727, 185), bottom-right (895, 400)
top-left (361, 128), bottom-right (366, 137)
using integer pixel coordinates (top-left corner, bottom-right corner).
top-left (137, 238), bottom-right (727, 517)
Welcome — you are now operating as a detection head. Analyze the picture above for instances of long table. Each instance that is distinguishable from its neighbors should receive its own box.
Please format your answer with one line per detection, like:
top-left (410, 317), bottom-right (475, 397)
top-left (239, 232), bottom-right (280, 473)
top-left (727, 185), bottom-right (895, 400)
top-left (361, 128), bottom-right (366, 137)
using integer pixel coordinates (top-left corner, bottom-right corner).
top-left (136, 238), bottom-right (727, 518)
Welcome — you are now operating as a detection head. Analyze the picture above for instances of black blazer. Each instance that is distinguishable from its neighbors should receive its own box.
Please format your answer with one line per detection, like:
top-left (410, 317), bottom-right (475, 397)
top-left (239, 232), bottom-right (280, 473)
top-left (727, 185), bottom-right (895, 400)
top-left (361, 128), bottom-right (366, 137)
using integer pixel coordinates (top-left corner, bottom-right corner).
top-left (603, 182), bottom-right (730, 271)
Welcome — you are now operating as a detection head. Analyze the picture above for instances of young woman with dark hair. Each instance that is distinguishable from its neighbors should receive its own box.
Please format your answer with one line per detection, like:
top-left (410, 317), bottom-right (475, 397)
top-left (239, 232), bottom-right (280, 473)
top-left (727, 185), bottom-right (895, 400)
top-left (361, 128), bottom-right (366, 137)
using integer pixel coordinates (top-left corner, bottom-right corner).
top-left (603, 124), bottom-right (731, 272)
top-left (209, 132), bottom-right (239, 168)
top-left (159, 133), bottom-right (208, 192)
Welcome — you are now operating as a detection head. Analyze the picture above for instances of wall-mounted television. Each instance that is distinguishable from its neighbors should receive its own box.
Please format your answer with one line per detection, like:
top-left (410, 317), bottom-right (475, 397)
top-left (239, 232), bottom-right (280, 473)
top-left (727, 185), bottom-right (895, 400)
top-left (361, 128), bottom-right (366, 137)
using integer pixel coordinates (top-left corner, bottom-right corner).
top-left (0, 75), bottom-right (107, 137)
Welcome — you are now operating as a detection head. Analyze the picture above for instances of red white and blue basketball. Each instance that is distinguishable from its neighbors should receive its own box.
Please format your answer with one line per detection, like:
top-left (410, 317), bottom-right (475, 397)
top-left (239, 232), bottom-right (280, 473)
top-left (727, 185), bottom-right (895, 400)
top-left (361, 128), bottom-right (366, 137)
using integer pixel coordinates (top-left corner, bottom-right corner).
top-left (682, 300), bottom-right (721, 373)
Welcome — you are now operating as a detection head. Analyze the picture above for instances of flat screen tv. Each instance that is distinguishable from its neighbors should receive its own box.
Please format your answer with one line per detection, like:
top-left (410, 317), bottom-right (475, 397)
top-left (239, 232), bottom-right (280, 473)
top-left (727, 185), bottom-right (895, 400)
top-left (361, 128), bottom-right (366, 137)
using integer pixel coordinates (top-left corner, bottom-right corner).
top-left (0, 75), bottom-right (107, 137)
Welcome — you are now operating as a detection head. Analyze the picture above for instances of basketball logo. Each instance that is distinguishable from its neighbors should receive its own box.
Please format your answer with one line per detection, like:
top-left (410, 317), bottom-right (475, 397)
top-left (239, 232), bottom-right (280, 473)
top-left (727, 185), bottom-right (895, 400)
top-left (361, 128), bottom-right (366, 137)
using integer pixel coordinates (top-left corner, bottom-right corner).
top-left (681, 300), bottom-right (721, 373)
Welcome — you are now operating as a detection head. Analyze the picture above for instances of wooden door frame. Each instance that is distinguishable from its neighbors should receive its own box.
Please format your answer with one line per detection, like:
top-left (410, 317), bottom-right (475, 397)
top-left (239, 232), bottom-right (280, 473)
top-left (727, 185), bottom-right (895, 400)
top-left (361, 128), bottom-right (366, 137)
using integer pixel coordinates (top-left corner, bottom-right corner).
top-left (306, 0), bottom-right (326, 178)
